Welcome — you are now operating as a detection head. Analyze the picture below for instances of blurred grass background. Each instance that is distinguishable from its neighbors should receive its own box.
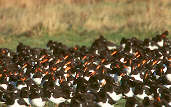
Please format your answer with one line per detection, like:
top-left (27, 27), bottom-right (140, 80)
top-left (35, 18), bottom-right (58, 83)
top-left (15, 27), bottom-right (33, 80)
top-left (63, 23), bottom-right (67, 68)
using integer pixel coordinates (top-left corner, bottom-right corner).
top-left (0, 0), bottom-right (171, 50)
top-left (0, 0), bottom-right (170, 106)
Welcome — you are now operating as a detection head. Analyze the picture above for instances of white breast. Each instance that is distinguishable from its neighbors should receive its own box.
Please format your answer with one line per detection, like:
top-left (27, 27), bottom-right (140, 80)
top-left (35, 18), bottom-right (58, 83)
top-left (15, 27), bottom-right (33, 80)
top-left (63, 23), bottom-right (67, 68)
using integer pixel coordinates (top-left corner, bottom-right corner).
top-left (166, 74), bottom-right (171, 82)
top-left (23, 98), bottom-right (30, 105)
top-left (0, 84), bottom-right (7, 90)
top-left (125, 66), bottom-right (131, 75)
top-left (17, 84), bottom-right (27, 90)
top-left (95, 50), bottom-right (100, 55)
top-left (107, 91), bottom-right (122, 101)
top-left (125, 88), bottom-right (134, 97)
top-left (48, 96), bottom-right (66, 104)
top-left (163, 85), bottom-right (171, 89)
top-left (114, 74), bottom-right (122, 83)
top-left (148, 45), bottom-right (158, 50)
top-left (157, 40), bottom-right (164, 47)
top-left (136, 90), bottom-right (147, 100)
top-left (31, 98), bottom-right (45, 107)
top-left (32, 78), bottom-right (42, 85)
top-left (97, 101), bottom-right (113, 107)
top-left (131, 74), bottom-right (143, 82)
top-left (130, 48), bottom-right (133, 54)
top-left (168, 101), bottom-right (171, 106)
top-left (84, 76), bottom-right (90, 81)
top-left (122, 44), bottom-right (126, 48)
top-left (23, 68), bottom-right (27, 74)
top-left (120, 58), bottom-right (124, 63)
top-left (107, 46), bottom-right (117, 50)
top-left (55, 79), bottom-right (60, 86)
top-left (104, 64), bottom-right (111, 69)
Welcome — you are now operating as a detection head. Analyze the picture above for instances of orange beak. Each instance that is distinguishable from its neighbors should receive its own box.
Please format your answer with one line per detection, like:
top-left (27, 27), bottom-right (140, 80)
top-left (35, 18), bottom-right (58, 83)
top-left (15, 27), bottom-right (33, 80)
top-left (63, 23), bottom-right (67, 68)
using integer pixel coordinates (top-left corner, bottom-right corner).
top-left (22, 64), bottom-right (28, 69)
top-left (82, 56), bottom-right (87, 60)
top-left (38, 68), bottom-right (43, 72)
top-left (160, 69), bottom-right (163, 75)
top-left (56, 59), bottom-right (61, 64)
top-left (116, 64), bottom-right (120, 68)
top-left (65, 67), bottom-right (71, 72)
top-left (67, 73), bottom-right (70, 78)
top-left (101, 59), bottom-right (105, 63)
top-left (130, 60), bottom-right (132, 65)
top-left (96, 65), bottom-right (101, 70)
top-left (157, 97), bottom-right (161, 102)
top-left (135, 52), bottom-right (139, 56)
top-left (64, 55), bottom-right (69, 60)
top-left (60, 78), bottom-right (64, 83)
top-left (19, 73), bottom-right (22, 76)
top-left (136, 54), bottom-right (141, 58)
top-left (168, 58), bottom-right (171, 61)
top-left (21, 77), bottom-right (26, 82)
top-left (152, 60), bottom-right (158, 66)
top-left (40, 59), bottom-right (48, 64)
top-left (35, 69), bottom-right (38, 72)
top-left (51, 72), bottom-right (54, 75)
top-left (52, 76), bottom-right (55, 80)
top-left (76, 74), bottom-right (79, 79)
top-left (84, 67), bottom-right (87, 72)
top-left (39, 55), bottom-right (46, 60)
top-left (101, 80), bottom-right (106, 86)
top-left (120, 73), bottom-right (125, 77)
top-left (84, 62), bottom-right (88, 66)
top-left (45, 71), bottom-right (49, 75)
top-left (145, 73), bottom-right (148, 79)
top-left (2, 50), bottom-right (5, 54)
top-left (111, 51), bottom-right (117, 56)
top-left (132, 66), bottom-right (135, 71)
top-left (102, 69), bottom-right (105, 73)
top-left (65, 61), bottom-right (71, 66)
top-left (123, 65), bottom-right (128, 68)
top-left (142, 60), bottom-right (146, 65)
top-left (124, 60), bottom-right (127, 64)
top-left (90, 71), bottom-right (96, 77)
top-left (52, 67), bottom-right (57, 71)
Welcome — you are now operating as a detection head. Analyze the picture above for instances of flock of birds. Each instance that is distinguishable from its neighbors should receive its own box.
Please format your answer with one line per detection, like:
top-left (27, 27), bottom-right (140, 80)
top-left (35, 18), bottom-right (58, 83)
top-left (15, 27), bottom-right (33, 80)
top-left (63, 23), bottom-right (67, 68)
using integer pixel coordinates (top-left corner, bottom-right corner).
top-left (0, 31), bottom-right (170, 107)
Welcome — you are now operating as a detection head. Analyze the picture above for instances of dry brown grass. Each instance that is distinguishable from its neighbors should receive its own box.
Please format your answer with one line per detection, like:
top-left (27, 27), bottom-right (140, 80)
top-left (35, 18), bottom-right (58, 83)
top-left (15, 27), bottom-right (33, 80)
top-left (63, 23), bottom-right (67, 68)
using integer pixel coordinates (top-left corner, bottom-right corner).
top-left (0, 0), bottom-right (171, 37)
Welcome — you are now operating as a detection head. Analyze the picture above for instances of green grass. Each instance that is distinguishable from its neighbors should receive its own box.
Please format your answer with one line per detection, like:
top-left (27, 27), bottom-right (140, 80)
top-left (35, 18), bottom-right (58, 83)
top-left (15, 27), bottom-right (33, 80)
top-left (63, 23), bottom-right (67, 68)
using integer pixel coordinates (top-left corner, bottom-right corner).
top-left (1, 29), bottom-right (169, 51)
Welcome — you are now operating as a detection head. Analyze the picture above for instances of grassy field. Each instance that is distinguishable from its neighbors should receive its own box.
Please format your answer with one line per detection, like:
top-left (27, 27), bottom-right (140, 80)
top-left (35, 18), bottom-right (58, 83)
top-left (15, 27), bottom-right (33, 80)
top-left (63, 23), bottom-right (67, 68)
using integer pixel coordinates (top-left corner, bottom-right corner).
top-left (0, 0), bottom-right (170, 107)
